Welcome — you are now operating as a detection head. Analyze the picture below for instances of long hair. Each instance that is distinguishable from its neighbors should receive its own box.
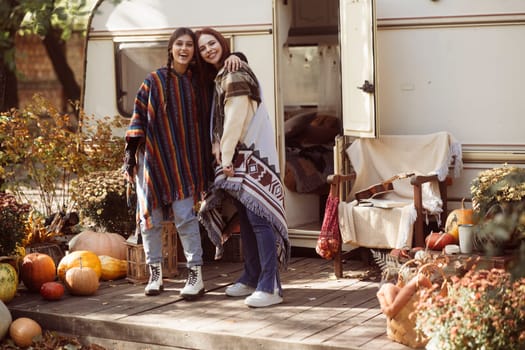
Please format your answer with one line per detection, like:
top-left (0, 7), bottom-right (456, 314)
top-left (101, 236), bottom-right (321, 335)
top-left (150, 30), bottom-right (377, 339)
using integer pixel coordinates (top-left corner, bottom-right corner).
top-left (164, 27), bottom-right (198, 113)
top-left (195, 27), bottom-right (231, 83)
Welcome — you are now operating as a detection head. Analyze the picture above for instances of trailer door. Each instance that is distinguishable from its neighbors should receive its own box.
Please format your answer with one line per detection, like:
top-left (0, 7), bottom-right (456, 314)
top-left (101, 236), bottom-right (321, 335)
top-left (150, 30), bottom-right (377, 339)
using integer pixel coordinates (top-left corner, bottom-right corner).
top-left (340, 0), bottom-right (377, 138)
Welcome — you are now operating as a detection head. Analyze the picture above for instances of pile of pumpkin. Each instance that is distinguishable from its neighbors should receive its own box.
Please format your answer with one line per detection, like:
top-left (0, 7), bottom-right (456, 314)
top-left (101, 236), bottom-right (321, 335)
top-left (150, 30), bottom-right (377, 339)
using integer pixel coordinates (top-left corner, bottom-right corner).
top-left (425, 199), bottom-right (474, 251)
top-left (0, 231), bottom-right (127, 347)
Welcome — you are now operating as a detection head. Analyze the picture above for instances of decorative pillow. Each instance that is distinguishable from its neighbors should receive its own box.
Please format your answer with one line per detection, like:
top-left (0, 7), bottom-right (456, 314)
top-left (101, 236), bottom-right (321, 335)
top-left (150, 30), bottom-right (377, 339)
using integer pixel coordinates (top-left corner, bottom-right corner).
top-left (284, 110), bottom-right (317, 139)
top-left (298, 114), bottom-right (341, 146)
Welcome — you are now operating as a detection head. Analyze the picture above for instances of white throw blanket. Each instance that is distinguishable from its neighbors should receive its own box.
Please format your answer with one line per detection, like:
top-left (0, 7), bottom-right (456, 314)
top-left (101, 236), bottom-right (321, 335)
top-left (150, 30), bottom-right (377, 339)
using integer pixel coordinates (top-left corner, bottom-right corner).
top-left (338, 131), bottom-right (462, 249)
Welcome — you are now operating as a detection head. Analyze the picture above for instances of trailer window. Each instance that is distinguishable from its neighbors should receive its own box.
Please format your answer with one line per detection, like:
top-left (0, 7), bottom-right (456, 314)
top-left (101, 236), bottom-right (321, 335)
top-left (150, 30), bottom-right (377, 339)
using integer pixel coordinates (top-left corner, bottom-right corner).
top-left (283, 45), bottom-right (341, 117)
top-left (283, 46), bottom-right (320, 106)
top-left (115, 41), bottom-right (167, 118)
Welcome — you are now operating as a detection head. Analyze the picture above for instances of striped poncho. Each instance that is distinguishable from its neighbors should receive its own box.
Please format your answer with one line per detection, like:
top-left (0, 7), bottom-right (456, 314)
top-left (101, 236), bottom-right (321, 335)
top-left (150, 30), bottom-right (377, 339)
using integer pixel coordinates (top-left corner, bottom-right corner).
top-left (125, 67), bottom-right (211, 229)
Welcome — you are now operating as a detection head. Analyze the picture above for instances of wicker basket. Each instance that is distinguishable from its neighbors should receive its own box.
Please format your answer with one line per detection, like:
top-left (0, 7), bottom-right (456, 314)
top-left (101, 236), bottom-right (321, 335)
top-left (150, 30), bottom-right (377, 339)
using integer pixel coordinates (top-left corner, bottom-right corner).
top-left (386, 261), bottom-right (448, 349)
top-left (386, 293), bottom-right (427, 349)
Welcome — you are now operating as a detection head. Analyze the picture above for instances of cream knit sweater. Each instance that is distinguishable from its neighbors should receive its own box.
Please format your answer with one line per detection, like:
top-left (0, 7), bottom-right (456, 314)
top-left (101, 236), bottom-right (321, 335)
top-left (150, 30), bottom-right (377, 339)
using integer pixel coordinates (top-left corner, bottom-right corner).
top-left (219, 95), bottom-right (257, 168)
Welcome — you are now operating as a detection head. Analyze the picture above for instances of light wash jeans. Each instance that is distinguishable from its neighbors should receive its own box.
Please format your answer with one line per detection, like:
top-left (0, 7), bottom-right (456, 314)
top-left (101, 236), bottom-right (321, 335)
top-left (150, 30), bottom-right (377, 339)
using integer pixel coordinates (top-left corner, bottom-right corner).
top-left (140, 197), bottom-right (203, 268)
top-left (234, 200), bottom-right (282, 295)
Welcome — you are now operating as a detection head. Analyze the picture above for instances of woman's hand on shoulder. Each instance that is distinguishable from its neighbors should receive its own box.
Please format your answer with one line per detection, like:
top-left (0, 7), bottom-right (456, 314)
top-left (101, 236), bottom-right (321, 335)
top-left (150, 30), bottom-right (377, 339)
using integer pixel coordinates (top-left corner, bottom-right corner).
top-left (224, 55), bottom-right (241, 72)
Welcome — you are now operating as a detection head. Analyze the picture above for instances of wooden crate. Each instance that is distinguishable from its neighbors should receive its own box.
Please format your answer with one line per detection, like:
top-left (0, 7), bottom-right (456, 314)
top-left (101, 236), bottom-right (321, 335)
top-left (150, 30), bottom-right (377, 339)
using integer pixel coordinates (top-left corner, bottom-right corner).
top-left (126, 221), bottom-right (178, 283)
top-left (26, 242), bottom-right (65, 267)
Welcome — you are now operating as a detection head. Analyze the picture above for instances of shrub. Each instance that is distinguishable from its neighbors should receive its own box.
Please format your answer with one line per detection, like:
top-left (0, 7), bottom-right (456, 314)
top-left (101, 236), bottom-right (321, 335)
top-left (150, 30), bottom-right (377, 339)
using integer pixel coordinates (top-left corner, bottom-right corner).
top-left (416, 268), bottom-right (525, 350)
top-left (71, 169), bottom-right (135, 236)
top-left (0, 95), bottom-right (125, 217)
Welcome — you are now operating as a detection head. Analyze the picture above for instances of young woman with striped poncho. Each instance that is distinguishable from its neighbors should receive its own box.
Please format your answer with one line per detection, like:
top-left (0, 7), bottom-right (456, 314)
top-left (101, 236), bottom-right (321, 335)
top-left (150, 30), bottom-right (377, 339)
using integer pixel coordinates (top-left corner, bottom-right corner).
top-left (123, 28), bottom-right (241, 299)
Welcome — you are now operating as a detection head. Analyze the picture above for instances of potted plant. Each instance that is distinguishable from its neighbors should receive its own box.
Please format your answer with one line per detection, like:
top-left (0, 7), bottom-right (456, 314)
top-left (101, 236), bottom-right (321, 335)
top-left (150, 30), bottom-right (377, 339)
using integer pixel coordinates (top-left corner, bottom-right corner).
top-left (0, 193), bottom-right (30, 258)
top-left (415, 268), bottom-right (525, 350)
top-left (470, 165), bottom-right (525, 256)
top-left (71, 169), bottom-right (135, 237)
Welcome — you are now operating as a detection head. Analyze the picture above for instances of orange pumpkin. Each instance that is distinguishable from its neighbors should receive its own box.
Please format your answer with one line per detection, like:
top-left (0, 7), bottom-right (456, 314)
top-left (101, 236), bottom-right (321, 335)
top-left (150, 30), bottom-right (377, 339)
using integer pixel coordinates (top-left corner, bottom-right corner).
top-left (426, 231), bottom-right (457, 251)
top-left (20, 253), bottom-right (57, 293)
top-left (68, 230), bottom-right (127, 260)
top-left (9, 317), bottom-right (42, 347)
top-left (57, 250), bottom-right (101, 281)
top-left (444, 198), bottom-right (474, 240)
top-left (64, 258), bottom-right (99, 296)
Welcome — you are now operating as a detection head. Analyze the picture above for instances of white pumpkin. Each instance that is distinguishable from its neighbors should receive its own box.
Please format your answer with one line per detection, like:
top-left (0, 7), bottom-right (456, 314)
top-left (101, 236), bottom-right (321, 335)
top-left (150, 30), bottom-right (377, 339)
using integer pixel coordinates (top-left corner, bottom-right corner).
top-left (68, 230), bottom-right (127, 260)
top-left (0, 300), bottom-right (12, 340)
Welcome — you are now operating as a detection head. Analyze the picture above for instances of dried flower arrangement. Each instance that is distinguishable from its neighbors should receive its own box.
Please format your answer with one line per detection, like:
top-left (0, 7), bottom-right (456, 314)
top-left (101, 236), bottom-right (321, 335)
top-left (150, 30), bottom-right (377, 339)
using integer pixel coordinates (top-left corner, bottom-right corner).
top-left (71, 169), bottom-right (135, 236)
top-left (470, 165), bottom-right (525, 255)
top-left (471, 165), bottom-right (525, 214)
top-left (0, 193), bottom-right (31, 257)
top-left (416, 268), bottom-right (525, 350)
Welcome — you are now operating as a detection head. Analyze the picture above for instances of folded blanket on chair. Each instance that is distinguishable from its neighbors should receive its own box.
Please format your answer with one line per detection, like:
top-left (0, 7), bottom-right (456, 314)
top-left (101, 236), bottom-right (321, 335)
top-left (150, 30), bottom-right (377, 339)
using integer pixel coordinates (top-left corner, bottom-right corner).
top-left (338, 131), bottom-right (462, 249)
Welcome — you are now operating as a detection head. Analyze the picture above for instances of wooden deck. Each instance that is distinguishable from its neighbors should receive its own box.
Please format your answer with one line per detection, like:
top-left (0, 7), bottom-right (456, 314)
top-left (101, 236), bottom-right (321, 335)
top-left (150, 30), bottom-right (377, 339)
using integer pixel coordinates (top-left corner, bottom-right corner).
top-left (7, 256), bottom-right (412, 350)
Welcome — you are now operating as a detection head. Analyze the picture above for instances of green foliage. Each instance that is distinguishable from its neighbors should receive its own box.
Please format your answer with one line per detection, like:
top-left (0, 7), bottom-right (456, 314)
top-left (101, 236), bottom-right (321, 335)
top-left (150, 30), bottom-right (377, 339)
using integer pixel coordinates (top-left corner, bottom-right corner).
top-left (0, 94), bottom-right (125, 217)
top-left (0, 0), bottom-right (93, 93)
top-left (3, 0), bottom-right (90, 38)
top-left (21, 0), bottom-right (91, 38)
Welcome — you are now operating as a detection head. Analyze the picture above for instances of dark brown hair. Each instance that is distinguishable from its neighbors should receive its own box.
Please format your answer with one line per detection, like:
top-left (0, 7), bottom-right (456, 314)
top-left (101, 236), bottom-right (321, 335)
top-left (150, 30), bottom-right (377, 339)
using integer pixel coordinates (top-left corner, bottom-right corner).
top-left (195, 27), bottom-right (231, 81)
top-left (164, 28), bottom-right (199, 113)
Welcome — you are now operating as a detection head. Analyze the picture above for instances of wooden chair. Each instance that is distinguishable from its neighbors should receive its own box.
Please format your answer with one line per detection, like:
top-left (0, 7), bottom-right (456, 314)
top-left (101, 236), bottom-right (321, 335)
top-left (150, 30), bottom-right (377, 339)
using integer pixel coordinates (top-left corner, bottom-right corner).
top-left (327, 134), bottom-right (457, 278)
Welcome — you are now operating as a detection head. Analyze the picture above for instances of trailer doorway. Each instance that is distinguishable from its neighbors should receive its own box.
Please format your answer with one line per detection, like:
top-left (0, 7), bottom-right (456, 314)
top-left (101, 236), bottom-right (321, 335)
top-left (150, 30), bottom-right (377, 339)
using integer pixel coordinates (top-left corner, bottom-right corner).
top-left (277, 0), bottom-right (343, 248)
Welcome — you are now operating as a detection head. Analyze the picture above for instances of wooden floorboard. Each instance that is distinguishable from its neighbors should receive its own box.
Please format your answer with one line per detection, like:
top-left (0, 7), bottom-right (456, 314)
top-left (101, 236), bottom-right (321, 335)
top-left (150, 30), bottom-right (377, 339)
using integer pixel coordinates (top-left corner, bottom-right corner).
top-left (6, 257), bottom-right (413, 350)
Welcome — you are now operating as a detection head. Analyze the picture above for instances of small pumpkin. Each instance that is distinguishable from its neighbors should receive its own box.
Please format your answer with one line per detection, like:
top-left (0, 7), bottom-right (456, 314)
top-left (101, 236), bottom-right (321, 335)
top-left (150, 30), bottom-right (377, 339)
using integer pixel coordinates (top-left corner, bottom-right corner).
top-left (0, 263), bottom-right (18, 303)
top-left (20, 253), bottom-right (57, 292)
top-left (0, 300), bottom-right (12, 340)
top-left (99, 255), bottom-right (127, 281)
top-left (40, 281), bottom-right (65, 301)
top-left (445, 198), bottom-right (474, 240)
top-left (425, 231), bottom-right (457, 251)
top-left (9, 317), bottom-right (42, 347)
top-left (64, 258), bottom-right (100, 296)
top-left (57, 250), bottom-right (101, 281)
top-left (68, 230), bottom-right (127, 260)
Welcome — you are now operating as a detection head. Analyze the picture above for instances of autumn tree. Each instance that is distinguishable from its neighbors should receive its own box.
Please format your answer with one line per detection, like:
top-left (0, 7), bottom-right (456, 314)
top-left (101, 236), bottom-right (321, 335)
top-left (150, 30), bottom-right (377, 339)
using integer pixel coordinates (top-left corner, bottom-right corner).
top-left (0, 0), bottom-right (90, 112)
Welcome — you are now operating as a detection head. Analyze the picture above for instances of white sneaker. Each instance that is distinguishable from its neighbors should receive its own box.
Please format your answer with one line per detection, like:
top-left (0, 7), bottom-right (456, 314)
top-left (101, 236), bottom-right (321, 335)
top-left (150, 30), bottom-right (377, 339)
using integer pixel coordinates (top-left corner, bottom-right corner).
top-left (244, 290), bottom-right (283, 308)
top-left (144, 263), bottom-right (163, 296)
top-left (225, 283), bottom-right (256, 297)
top-left (180, 265), bottom-right (204, 300)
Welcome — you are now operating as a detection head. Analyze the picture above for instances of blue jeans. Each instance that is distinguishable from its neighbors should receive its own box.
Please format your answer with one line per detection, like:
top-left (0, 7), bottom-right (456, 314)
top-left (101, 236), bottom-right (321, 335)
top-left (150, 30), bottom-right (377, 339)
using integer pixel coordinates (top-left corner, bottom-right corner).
top-left (141, 197), bottom-right (203, 268)
top-left (234, 200), bottom-right (282, 295)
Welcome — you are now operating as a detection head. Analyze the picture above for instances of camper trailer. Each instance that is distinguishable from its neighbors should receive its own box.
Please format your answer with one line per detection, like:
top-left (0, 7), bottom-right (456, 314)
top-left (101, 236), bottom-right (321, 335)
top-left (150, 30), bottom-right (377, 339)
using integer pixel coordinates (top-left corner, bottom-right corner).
top-left (82, 0), bottom-right (525, 248)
